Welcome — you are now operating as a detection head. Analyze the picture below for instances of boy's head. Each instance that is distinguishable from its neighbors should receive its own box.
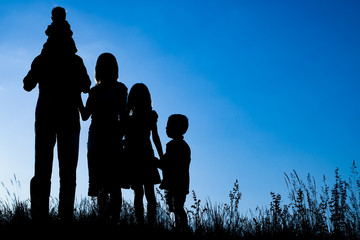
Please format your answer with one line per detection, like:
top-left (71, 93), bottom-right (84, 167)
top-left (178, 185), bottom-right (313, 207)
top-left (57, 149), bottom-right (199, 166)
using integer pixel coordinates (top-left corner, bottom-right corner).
top-left (166, 114), bottom-right (188, 139)
top-left (51, 7), bottom-right (66, 22)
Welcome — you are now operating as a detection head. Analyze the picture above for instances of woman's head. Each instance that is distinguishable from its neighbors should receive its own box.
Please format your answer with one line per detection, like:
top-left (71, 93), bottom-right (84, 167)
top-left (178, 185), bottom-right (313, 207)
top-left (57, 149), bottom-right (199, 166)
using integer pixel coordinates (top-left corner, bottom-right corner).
top-left (128, 83), bottom-right (152, 113)
top-left (95, 53), bottom-right (118, 85)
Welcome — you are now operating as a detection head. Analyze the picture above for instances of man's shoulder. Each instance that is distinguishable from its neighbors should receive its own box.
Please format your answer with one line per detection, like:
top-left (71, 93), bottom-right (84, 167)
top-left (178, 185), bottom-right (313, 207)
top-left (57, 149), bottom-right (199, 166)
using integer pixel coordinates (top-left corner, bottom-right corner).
top-left (115, 81), bottom-right (128, 92)
top-left (73, 54), bottom-right (85, 63)
top-left (31, 54), bottom-right (45, 65)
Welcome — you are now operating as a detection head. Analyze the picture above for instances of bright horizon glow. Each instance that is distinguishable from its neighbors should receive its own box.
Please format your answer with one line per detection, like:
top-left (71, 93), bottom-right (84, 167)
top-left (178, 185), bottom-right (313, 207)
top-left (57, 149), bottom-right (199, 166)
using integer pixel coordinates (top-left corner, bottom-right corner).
top-left (0, 1), bottom-right (360, 212)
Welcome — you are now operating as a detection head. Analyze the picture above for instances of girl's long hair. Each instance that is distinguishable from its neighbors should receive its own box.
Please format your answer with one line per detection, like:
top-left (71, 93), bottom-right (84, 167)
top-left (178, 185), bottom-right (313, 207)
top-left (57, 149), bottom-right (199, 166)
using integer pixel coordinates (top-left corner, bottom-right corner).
top-left (95, 52), bottom-right (118, 85)
top-left (127, 83), bottom-right (152, 115)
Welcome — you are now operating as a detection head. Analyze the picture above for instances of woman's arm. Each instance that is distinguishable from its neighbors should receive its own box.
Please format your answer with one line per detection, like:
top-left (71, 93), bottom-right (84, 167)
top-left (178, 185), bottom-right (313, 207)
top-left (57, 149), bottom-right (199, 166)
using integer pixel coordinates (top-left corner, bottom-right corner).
top-left (78, 94), bottom-right (91, 121)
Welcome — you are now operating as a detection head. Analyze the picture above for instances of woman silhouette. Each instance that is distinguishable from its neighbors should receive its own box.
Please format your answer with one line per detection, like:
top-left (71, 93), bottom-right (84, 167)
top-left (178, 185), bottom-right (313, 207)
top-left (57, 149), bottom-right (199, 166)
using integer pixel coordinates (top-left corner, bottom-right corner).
top-left (126, 83), bottom-right (163, 225)
top-left (79, 53), bottom-right (128, 223)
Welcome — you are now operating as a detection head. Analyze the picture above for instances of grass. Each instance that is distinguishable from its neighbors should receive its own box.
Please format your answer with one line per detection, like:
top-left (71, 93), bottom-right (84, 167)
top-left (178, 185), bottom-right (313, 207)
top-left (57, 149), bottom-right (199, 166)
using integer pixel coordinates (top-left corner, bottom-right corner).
top-left (1, 162), bottom-right (360, 239)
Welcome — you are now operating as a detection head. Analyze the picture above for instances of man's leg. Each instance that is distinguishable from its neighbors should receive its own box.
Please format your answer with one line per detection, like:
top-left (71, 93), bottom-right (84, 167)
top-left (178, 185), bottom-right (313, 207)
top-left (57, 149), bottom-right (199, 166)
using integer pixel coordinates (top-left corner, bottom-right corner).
top-left (31, 121), bottom-right (56, 222)
top-left (57, 123), bottom-right (80, 222)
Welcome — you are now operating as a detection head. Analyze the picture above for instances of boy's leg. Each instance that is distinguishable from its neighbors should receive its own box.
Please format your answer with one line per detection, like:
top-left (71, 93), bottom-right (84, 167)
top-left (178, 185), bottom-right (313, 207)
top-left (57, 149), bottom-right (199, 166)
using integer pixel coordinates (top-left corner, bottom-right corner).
top-left (57, 123), bottom-right (80, 222)
top-left (133, 184), bottom-right (144, 224)
top-left (173, 193), bottom-right (188, 229)
top-left (31, 121), bottom-right (56, 222)
top-left (144, 184), bottom-right (156, 225)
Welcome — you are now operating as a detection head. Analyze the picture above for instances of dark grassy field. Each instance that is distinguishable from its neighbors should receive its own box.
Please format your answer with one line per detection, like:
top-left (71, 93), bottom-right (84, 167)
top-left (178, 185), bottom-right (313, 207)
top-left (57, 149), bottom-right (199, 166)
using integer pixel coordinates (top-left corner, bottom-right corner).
top-left (1, 162), bottom-right (360, 239)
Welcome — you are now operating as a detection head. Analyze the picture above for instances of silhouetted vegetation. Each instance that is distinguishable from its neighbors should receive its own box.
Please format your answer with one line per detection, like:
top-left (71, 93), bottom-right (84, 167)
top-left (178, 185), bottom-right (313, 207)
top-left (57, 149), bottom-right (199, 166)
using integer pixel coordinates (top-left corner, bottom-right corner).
top-left (1, 162), bottom-right (360, 239)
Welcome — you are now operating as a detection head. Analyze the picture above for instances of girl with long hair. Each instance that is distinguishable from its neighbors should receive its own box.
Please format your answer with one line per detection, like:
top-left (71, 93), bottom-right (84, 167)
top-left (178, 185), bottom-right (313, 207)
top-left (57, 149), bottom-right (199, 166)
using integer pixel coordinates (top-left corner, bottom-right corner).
top-left (126, 83), bottom-right (163, 225)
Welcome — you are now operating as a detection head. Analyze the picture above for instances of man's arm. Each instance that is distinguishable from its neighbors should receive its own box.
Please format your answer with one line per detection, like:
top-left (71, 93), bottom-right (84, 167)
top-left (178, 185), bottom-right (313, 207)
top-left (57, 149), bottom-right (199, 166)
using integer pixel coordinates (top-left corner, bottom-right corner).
top-left (23, 56), bottom-right (41, 92)
top-left (75, 55), bottom-right (91, 93)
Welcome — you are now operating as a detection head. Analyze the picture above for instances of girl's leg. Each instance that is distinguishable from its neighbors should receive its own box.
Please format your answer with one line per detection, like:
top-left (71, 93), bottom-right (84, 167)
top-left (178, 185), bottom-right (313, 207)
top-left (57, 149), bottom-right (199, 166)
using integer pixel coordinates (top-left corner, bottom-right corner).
top-left (133, 184), bottom-right (144, 224)
top-left (144, 184), bottom-right (156, 225)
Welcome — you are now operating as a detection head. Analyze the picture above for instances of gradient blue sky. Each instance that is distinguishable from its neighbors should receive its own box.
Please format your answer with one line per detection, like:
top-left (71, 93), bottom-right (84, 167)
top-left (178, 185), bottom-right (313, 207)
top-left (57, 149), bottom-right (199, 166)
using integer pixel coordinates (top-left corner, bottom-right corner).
top-left (0, 0), bottom-right (359, 211)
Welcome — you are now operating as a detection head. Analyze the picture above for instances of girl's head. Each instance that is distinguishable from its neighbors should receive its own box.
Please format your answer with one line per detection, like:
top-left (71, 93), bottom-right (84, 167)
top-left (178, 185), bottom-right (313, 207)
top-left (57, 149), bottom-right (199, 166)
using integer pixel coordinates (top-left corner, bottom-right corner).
top-left (95, 53), bottom-right (118, 85)
top-left (128, 83), bottom-right (152, 114)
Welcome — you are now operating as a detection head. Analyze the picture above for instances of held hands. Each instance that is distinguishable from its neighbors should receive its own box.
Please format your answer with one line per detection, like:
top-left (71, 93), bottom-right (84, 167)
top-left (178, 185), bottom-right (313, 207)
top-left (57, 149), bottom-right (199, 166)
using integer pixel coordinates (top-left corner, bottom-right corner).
top-left (153, 156), bottom-right (164, 169)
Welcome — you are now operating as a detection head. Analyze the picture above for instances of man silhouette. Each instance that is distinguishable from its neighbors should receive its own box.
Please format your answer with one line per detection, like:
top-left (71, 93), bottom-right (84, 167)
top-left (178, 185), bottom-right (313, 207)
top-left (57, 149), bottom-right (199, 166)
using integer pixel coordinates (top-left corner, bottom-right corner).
top-left (23, 7), bottom-right (91, 222)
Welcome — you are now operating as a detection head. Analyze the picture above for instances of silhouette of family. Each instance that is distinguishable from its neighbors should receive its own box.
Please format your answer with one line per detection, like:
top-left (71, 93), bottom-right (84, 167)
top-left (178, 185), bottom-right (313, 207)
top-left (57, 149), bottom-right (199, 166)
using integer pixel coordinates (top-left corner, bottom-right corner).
top-left (23, 7), bottom-right (191, 229)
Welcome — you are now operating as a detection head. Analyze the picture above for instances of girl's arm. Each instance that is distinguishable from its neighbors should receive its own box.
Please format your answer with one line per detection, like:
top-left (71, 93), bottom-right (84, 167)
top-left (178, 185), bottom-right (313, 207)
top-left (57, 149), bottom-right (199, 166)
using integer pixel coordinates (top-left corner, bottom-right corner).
top-left (152, 123), bottom-right (163, 159)
top-left (119, 85), bottom-right (128, 138)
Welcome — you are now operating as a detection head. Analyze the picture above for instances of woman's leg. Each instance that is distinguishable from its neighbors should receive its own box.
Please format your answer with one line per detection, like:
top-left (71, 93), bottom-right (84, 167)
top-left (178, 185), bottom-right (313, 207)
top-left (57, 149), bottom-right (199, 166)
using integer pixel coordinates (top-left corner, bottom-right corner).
top-left (110, 189), bottom-right (122, 223)
top-left (97, 188), bottom-right (110, 221)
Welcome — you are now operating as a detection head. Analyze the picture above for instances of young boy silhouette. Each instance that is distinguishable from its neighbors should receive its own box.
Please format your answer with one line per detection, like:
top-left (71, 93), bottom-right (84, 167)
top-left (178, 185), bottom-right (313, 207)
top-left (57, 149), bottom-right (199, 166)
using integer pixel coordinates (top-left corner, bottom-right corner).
top-left (159, 114), bottom-right (191, 229)
top-left (41, 6), bottom-right (77, 56)
top-left (45, 7), bottom-right (73, 38)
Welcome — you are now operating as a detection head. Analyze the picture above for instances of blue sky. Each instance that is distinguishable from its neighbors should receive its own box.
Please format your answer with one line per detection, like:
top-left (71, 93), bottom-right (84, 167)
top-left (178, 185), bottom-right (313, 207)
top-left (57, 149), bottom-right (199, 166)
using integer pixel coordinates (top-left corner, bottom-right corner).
top-left (0, 0), bottom-right (360, 211)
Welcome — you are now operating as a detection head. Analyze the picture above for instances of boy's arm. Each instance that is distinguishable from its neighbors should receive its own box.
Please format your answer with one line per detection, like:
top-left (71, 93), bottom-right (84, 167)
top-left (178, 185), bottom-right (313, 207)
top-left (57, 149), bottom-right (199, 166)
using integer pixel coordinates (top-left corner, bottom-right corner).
top-left (158, 151), bottom-right (167, 170)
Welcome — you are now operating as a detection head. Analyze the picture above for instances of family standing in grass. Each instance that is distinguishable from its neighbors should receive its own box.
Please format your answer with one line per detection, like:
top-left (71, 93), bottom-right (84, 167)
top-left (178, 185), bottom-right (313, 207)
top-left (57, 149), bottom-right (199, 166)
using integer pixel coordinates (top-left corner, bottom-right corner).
top-left (23, 7), bottom-right (191, 229)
